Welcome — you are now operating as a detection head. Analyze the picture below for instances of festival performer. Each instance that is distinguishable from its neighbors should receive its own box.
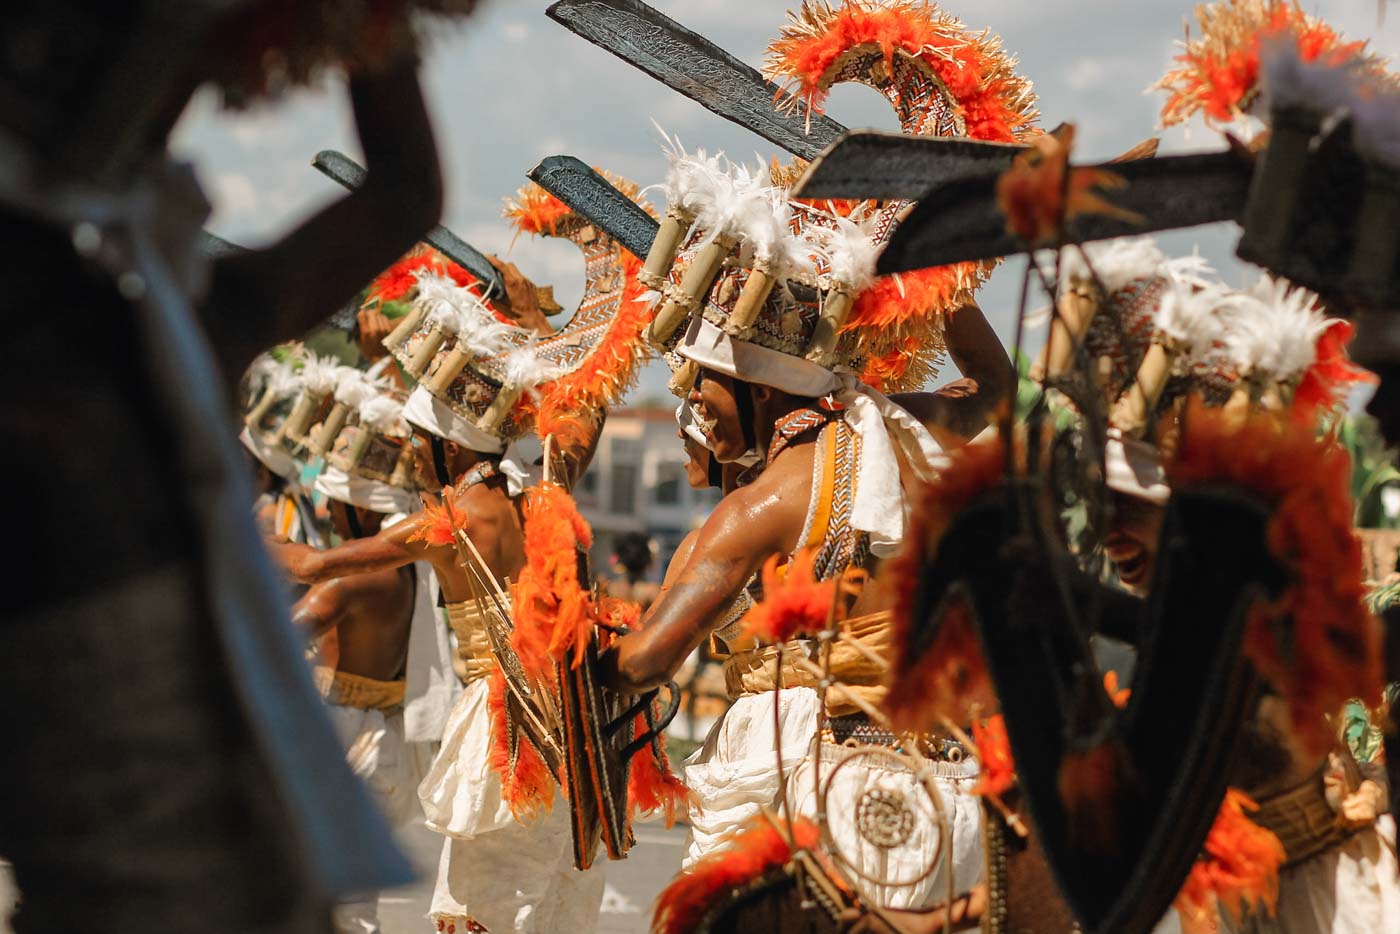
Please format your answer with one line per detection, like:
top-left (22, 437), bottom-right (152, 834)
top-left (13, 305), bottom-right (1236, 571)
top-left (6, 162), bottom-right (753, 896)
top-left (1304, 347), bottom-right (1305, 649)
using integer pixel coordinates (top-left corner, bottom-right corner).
top-left (601, 3), bottom-right (1034, 915)
top-left (0, 4), bottom-right (496, 926)
top-left (241, 348), bottom-right (329, 546)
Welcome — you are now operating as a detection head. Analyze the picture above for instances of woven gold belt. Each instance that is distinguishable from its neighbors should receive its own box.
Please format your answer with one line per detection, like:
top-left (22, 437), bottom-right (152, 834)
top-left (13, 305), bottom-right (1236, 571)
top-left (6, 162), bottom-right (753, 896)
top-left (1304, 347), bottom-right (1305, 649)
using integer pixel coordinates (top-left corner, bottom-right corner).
top-left (1252, 767), bottom-right (1363, 867)
top-left (312, 666), bottom-right (405, 711)
top-left (445, 599), bottom-right (499, 685)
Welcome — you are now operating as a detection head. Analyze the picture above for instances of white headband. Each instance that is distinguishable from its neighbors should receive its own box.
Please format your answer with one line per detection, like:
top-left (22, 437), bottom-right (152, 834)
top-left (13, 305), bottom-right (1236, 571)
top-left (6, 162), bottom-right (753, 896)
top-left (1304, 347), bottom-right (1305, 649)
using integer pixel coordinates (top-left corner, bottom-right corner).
top-left (402, 385), bottom-right (509, 455)
top-left (313, 465), bottom-right (418, 515)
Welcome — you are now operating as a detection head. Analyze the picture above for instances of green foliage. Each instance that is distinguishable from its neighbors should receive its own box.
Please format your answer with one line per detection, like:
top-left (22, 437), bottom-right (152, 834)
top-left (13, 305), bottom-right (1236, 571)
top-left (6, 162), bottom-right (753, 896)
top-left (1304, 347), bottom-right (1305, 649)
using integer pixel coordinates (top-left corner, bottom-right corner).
top-left (1339, 413), bottom-right (1400, 528)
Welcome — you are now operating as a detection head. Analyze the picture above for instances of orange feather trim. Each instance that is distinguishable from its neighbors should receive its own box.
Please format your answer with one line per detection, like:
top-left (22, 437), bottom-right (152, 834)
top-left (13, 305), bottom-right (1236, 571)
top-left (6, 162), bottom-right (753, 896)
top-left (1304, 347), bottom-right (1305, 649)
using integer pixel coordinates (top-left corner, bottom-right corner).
top-left (740, 549), bottom-right (840, 644)
top-left (1104, 670), bottom-right (1132, 709)
top-left (626, 714), bottom-right (691, 828)
top-left (1292, 320), bottom-right (1375, 426)
top-left (535, 250), bottom-right (653, 443)
top-left (502, 184), bottom-right (573, 238)
top-left (884, 437), bottom-right (1010, 732)
top-left (764, 1), bottom-right (1037, 145)
top-left (652, 815), bottom-right (825, 934)
top-left (511, 482), bottom-right (596, 678)
top-left (486, 668), bottom-right (558, 824)
top-left (1174, 788), bottom-right (1286, 934)
top-left (407, 485), bottom-right (468, 548)
top-left (1154, 0), bottom-right (1376, 128)
top-left (1168, 400), bottom-right (1384, 757)
top-left (366, 244), bottom-right (482, 305)
top-left (972, 714), bottom-right (1015, 798)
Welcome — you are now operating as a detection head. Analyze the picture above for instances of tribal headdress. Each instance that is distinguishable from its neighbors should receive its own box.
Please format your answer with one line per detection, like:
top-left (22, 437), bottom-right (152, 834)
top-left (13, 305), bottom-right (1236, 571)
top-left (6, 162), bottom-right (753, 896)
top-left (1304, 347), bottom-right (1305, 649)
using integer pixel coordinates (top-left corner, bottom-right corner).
top-left (240, 346), bottom-right (312, 482)
top-left (380, 177), bottom-right (652, 455)
top-left (1153, 0), bottom-right (1381, 130)
top-left (311, 367), bottom-right (422, 516)
top-left (643, 0), bottom-right (1038, 397)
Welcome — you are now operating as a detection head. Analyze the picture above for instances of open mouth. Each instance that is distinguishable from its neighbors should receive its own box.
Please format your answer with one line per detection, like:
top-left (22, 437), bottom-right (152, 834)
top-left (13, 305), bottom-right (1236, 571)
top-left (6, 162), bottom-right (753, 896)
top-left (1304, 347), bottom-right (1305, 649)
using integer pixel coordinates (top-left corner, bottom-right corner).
top-left (1104, 535), bottom-right (1150, 587)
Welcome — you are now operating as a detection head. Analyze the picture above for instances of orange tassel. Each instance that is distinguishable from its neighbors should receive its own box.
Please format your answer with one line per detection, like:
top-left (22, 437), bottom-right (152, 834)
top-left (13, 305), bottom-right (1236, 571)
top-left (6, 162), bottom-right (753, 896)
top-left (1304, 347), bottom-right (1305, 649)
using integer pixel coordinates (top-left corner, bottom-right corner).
top-left (1174, 788), bottom-right (1286, 934)
top-left (407, 485), bottom-right (468, 548)
top-left (1292, 320), bottom-right (1375, 425)
top-left (972, 715), bottom-right (1016, 798)
top-left (1170, 399), bottom-right (1384, 757)
top-left (626, 713), bottom-right (691, 828)
top-left (740, 549), bottom-right (839, 644)
top-left (511, 482), bottom-right (599, 678)
top-left (996, 126), bottom-right (1142, 247)
top-left (486, 668), bottom-right (557, 823)
top-left (652, 815), bottom-right (825, 934)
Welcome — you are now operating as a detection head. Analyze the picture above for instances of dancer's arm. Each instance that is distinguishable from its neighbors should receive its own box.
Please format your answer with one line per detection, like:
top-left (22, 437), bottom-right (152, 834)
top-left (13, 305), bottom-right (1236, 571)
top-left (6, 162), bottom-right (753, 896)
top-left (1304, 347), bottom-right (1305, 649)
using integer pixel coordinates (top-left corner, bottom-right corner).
top-left (890, 300), bottom-right (1014, 447)
top-left (602, 468), bottom-right (806, 693)
top-left (291, 570), bottom-right (408, 639)
top-left (275, 514), bottom-right (436, 584)
top-left (203, 52), bottom-right (442, 380)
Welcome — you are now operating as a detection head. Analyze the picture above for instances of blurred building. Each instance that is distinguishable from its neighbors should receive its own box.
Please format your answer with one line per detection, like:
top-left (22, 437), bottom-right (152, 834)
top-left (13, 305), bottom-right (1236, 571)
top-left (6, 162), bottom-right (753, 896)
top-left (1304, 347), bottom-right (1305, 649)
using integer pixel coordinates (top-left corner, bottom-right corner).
top-left (575, 406), bottom-right (721, 581)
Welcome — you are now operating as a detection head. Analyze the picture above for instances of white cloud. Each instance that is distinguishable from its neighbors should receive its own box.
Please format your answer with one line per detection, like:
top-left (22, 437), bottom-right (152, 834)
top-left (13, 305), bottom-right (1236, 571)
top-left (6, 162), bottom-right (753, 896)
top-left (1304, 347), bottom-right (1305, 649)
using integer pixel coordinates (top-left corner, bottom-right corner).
top-left (503, 21), bottom-right (529, 42)
top-left (1066, 57), bottom-right (1107, 91)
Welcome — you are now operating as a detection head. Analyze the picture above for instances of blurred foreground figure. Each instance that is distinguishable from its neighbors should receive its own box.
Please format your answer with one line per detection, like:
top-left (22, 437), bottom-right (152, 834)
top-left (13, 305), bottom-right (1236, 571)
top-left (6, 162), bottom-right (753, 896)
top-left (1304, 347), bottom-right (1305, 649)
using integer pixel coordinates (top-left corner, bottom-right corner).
top-left (0, 1), bottom-right (480, 930)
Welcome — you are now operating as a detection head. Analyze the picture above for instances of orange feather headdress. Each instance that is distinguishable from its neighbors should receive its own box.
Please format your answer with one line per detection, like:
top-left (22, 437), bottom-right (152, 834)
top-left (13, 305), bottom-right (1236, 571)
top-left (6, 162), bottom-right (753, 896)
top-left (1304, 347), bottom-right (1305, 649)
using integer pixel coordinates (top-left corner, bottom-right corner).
top-left (1154, 0), bottom-right (1375, 128)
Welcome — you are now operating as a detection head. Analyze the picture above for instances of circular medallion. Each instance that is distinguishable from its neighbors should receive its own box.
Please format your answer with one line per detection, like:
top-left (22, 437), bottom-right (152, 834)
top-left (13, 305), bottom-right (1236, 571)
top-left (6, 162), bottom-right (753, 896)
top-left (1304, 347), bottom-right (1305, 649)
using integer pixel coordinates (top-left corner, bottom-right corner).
top-left (856, 787), bottom-right (915, 849)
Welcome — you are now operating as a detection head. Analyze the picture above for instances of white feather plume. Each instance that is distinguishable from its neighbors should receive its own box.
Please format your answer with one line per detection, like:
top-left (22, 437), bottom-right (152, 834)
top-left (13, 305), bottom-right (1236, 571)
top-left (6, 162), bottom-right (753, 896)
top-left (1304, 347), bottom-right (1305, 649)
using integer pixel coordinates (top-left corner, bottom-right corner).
top-left (334, 370), bottom-right (392, 408)
top-left (358, 395), bottom-right (407, 435)
top-left (1221, 277), bottom-right (1327, 381)
top-left (817, 214), bottom-right (881, 294)
top-left (734, 185), bottom-right (794, 269)
top-left (652, 127), bottom-right (734, 218)
top-left (1055, 237), bottom-right (1168, 295)
top-left (414, 271), bottom-right (519, 357)
top-left (299, 353), bottom-right (346, 396)
top-left (1155, 279), bottom-right (1228, 361)
top-left (502, 345), bottom-right (565, 399)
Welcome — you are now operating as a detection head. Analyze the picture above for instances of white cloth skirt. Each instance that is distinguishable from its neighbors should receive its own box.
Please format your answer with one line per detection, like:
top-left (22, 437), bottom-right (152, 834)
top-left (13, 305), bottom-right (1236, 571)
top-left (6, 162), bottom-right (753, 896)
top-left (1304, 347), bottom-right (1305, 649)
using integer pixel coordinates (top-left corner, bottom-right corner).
top-left (417, 677), bottom-right (515, 839)
top-left (324, 702), bottom-right (424, 828)
top-left (681, 685), bottom-right (984, 911)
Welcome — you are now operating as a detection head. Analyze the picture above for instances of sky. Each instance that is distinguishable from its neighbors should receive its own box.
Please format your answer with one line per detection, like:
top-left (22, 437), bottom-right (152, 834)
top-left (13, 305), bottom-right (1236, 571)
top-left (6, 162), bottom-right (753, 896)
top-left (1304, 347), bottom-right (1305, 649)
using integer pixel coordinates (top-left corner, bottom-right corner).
top-left (172, 0), bottom-right (1400, 401)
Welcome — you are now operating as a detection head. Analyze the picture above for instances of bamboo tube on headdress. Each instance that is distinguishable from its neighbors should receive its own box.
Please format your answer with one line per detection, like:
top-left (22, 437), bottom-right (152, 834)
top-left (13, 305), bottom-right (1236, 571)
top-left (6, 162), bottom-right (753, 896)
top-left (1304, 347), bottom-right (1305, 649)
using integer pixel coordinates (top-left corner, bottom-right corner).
top-left (426, 343), bottom-right (474, 395)
top-left (406, 324), bottom-right (449, 377)
top-left (640, 206), bottom-right (694, 289)
top-left (243, 387), bottom-right (279, 430)
top-left (476, 383), bottom-right (525, 433)
top-left (668, 359), bottom-right (699, 398)
top-left (648, 236), bottom-right (736, 346)
top-left (725, 262), bottom-right (778, 339)
top-left (383, 304), bottom-right (428, 354)
top-left (309, 402), bottom-right (351, 456)
top-left (805, 288), bottom-right (856, 367)
top-left (1041, 282), bottom-right (1103, 380)
top-left (1111, 341), bottom-right (1178, 438)
top-left (389, 442), bottom-right (417, 487)
top-left (345, 427), bottom-right (375, 467)
top-left (279, 390), bottom-right (324, 443)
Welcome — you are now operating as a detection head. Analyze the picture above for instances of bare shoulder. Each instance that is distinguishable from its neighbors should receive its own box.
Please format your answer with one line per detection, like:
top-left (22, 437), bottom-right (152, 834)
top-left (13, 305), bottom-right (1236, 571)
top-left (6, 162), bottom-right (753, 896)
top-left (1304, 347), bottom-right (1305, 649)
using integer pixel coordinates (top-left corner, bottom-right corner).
top-left (698, 444), bottom-right (815, 557)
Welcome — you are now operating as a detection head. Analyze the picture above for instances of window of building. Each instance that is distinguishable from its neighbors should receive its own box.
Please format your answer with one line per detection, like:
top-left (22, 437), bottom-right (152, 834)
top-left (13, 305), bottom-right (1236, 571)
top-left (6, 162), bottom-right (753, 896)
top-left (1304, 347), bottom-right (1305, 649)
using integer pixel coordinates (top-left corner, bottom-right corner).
top-left (653, 462), bottom-right (685, 506)
top-left (609, 462), bottom-right (639, 515)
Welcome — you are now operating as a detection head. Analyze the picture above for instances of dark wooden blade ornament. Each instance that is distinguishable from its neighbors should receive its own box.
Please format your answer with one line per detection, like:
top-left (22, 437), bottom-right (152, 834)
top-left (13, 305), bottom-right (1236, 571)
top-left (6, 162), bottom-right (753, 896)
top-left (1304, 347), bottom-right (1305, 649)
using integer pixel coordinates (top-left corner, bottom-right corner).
top-left (545, 0), bottom-right (846, 161)
top-left (874, 149), bottom-right (1255, 275)
top-left (311, 149), bottom-right (508, 303)
top-left (527, 155), bottom-right (660, 261)
top-left (904, 482), bottom-right (1286, 934)
top-left (793, 129), bottom-right (1027, 201)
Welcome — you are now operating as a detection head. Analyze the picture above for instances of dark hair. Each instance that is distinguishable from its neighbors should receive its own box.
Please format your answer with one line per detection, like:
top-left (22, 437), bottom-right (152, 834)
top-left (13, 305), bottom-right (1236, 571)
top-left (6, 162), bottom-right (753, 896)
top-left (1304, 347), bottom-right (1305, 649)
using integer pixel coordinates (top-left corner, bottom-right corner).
top-left (614, 532), bottom-right (654, 579)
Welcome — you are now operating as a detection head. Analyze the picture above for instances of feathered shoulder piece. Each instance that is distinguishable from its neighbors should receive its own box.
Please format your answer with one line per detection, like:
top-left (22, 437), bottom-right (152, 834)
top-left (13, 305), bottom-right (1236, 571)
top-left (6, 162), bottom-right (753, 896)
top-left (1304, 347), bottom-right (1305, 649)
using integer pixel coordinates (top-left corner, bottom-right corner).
top-left (1154, 0), bottom-right (1375, 128)
top-left (764, 0), bottom-right (1037, 143)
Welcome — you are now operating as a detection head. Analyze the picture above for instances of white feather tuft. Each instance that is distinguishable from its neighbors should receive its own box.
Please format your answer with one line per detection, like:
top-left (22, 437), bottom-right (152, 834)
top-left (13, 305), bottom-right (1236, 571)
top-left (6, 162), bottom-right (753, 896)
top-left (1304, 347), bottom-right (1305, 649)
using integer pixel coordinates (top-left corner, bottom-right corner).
top-left (334, 370), bottom-right (392, 408)
top-left (689, 160), bottom-right (774, 248)
top-left (1055, 237), bottom-right (1169, 295)
top-left (1221, 277), bottom-right (1327, 381)
top-left (358, 395), bottom-right (407, 435)
top-left (817, 214), bottom-right (881, 294)
top-left (1155, 279), bottom-right (1228, 359)
top-left (299, 353), bottom-right (347, 395)
top-left (414, 272), bottom-right (519, 357)
top-left (735, 185), bottom-right (794, 268)
top-left (502, 345), bottom-right (565, 399)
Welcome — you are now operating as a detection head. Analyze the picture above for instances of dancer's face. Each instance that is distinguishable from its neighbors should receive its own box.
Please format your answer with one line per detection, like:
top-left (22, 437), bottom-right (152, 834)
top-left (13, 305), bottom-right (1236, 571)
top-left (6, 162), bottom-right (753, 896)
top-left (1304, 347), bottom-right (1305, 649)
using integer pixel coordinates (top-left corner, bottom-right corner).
top-left (689, 367), bottom-right (748, 463)
top-left (408, 426), bottom-right (458, 490)
top-left (679, 428), bottom-right (712, 489)
top-left (1104, 493), bottom-right (1165, 592)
